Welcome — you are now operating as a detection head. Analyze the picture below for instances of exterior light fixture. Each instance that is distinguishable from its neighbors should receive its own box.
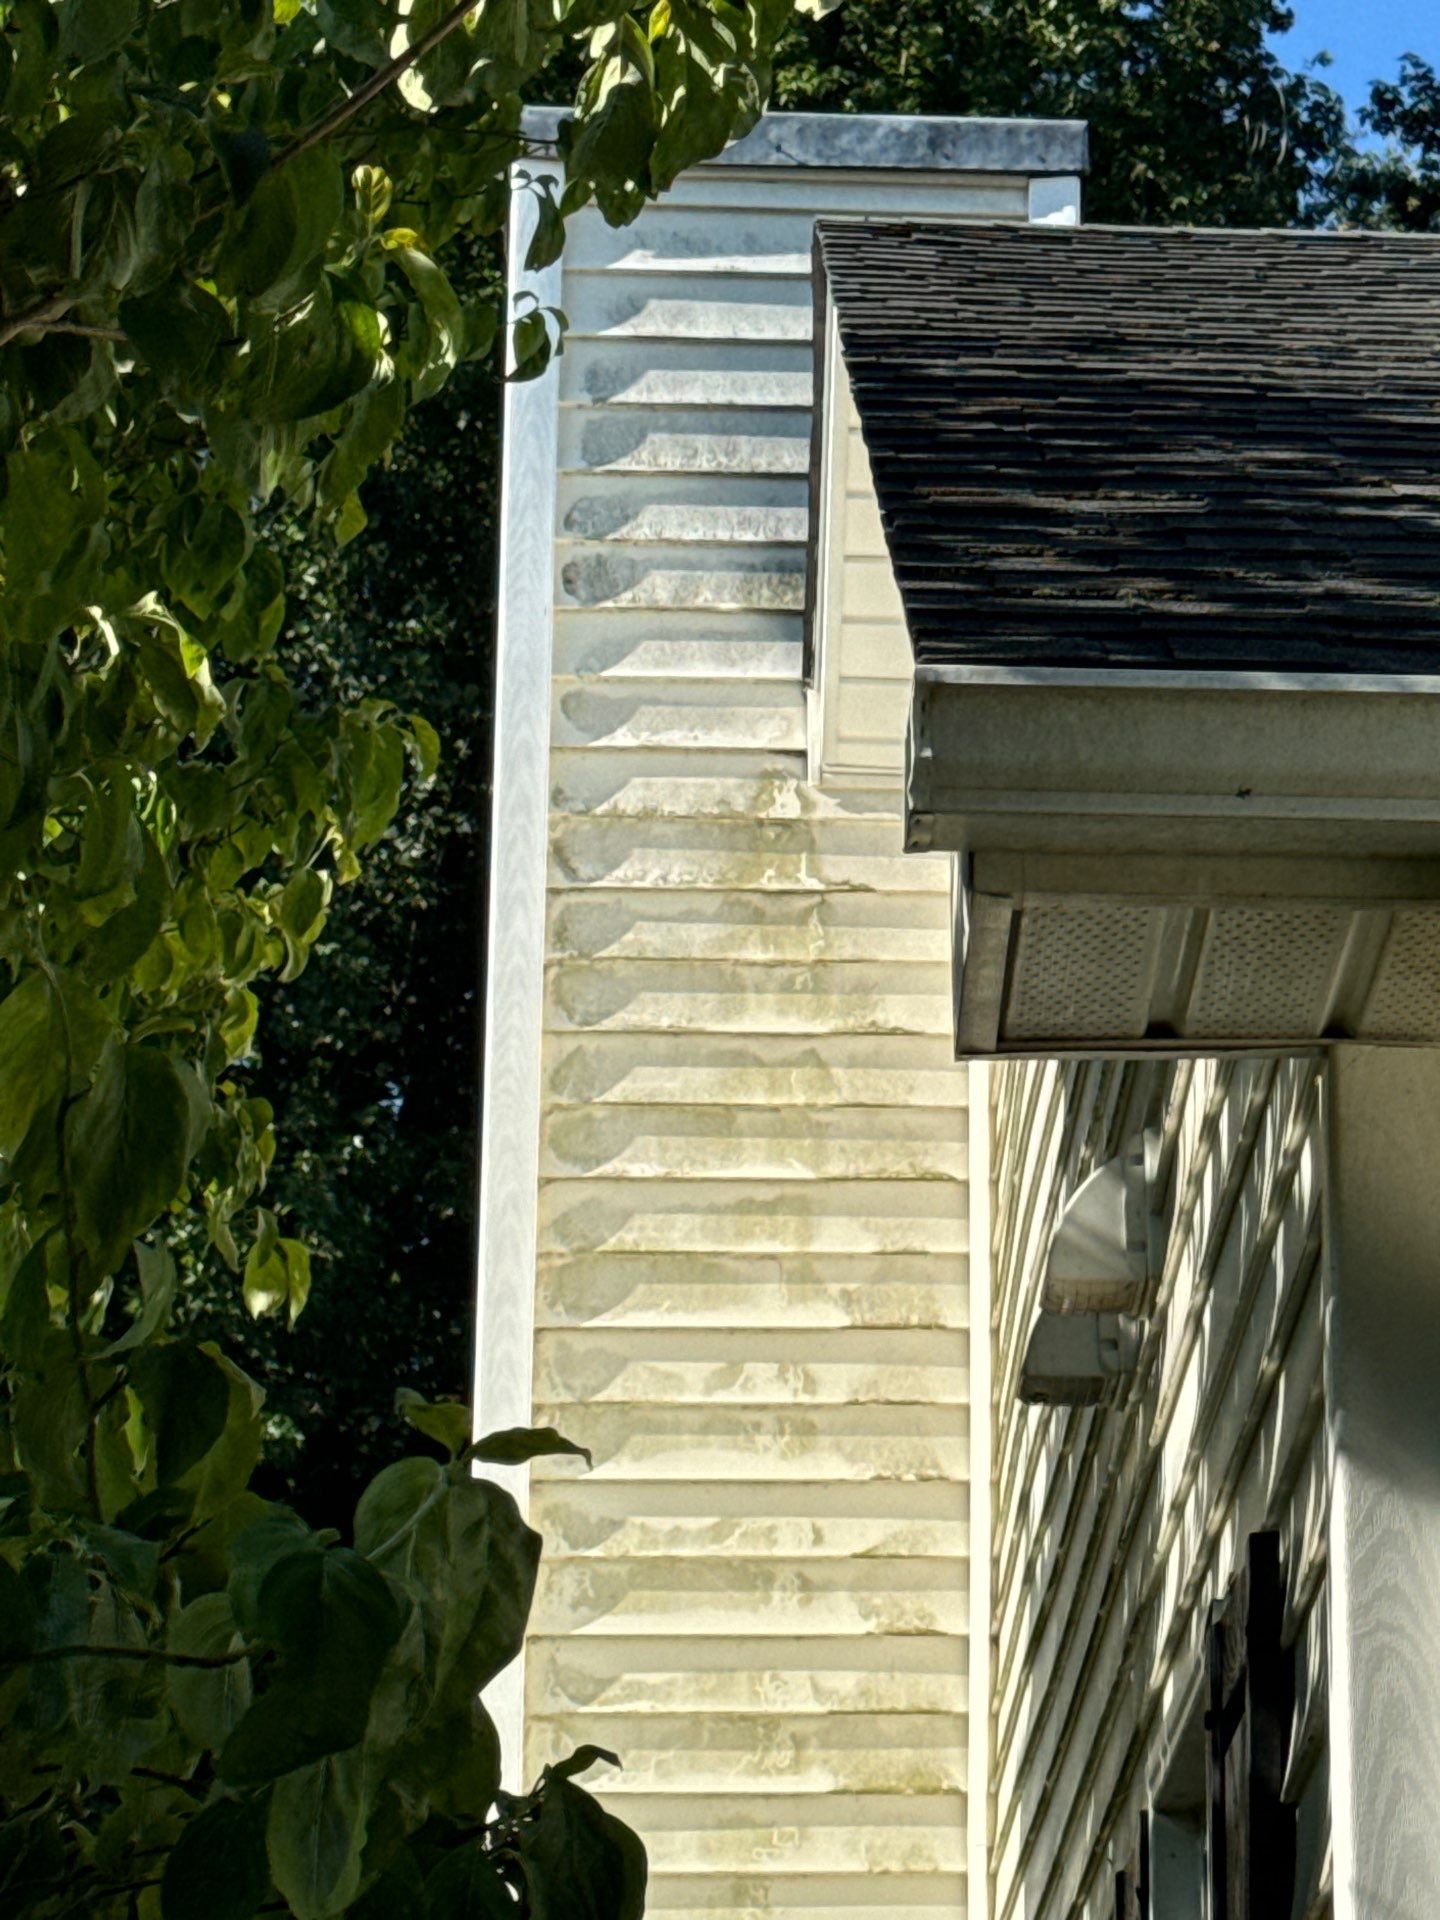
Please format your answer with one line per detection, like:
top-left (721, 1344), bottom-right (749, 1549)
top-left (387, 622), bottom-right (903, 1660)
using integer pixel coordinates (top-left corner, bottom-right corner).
top-left (1019, 1134), bottom-right (1160, 1406)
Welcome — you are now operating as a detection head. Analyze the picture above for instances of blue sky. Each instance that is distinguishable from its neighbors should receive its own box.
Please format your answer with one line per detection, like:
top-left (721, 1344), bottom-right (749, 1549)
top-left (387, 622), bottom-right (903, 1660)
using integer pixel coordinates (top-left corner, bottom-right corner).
top-left (1273, 1), bottom-right (1438, 116)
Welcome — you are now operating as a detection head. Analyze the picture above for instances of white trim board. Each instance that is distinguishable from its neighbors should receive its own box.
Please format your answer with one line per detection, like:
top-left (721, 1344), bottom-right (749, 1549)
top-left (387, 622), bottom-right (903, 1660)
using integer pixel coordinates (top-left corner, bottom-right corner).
top-left (473, 158), bottom-right (564, 1791)
top-left (968, 1059), bottom-right (995, 1920)
top-left (916, 664), bottom-right (1440, 696)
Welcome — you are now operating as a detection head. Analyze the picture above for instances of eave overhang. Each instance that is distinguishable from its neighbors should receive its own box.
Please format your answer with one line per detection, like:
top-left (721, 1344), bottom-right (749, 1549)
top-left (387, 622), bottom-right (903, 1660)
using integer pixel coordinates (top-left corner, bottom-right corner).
top-left (814, 221), bottom-right (1440, 1056)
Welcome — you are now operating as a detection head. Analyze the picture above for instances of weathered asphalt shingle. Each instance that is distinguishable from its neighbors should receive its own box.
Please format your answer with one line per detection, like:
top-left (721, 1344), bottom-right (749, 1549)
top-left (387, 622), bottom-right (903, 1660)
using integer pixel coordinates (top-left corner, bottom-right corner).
top-left (815, 221), bottom-right (1440, 673)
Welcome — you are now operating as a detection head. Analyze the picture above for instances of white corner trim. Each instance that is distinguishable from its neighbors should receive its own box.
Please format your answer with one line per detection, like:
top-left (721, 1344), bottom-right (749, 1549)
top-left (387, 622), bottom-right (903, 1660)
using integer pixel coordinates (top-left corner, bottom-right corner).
top-left (967, 1059), bottom-right (994, 1920)
top-left (474, 157), bottom-right (564, 1792)
top-left (806, 301), bottom-right (843, 784)
top-left (1028, 174), bottom-right (1082, 225)
top-left (1323, 1045), bottom-right (1440, 1920)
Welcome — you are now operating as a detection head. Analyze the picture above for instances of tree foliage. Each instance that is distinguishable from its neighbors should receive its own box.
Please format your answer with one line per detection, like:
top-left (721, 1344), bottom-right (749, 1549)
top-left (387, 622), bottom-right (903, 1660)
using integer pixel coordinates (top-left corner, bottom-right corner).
top-left (0, 0), bottom-right (824, 1911)
top-left (177, 270), bottom-right (502, 1525)
top-left (1325, 54), bottom-right (1440, 233)
top-left (772, 0), bottom-right (1350, 225)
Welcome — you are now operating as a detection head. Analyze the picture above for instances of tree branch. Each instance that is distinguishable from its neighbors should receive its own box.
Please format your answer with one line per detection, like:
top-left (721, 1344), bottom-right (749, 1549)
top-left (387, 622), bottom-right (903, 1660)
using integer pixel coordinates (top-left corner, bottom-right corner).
top-left (44, 321), bottom-right (126, 343)
top-left (0, 291), bottom-right (75, 350)
top-left (275, 0), bottom-right (484, 172)
top-left (1, 1643), bottom-right (253, 1670)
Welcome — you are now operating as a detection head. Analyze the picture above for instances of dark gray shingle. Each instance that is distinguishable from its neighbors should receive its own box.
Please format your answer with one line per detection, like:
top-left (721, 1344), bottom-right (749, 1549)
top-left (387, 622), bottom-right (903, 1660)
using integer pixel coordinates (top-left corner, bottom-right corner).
top-left (815, 221), bottom-right (1440, 673)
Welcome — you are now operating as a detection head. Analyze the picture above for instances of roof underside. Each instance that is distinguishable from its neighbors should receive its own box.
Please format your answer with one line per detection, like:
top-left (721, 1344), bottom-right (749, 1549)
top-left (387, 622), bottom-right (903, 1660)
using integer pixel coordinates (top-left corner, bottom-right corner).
top-left (818, 222), bottom-right (1440, 674)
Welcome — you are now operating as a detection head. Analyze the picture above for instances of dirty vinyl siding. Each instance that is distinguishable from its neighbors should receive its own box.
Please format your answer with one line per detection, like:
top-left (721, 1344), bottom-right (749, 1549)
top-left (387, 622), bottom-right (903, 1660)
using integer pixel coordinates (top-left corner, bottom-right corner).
top-left (523, 166), bottom-right (1026, 1917)
top-left (987, 1057), bottom-right (1330, 1920)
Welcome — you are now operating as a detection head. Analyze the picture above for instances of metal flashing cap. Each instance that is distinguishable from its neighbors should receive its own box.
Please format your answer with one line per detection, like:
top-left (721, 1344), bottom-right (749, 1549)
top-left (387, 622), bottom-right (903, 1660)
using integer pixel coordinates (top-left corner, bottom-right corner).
top-left (519, 106), bottom-right (1088, 175)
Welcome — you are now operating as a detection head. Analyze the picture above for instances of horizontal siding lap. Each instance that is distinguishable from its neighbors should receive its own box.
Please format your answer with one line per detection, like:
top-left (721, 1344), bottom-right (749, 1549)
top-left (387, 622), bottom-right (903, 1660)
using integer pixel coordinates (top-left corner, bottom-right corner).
top-left (557, 406), bottom-right (813, 477)
top-left (525, 1710), bottom-right (967, 1792)
top-left (530, 1401), bottom-right (969, 1484)
top-left (638, 1872), bottom-right (967, 1918)
top-left (532, 1325), bottom-right (969, 1407)
top-left (533, 1253), bottom-right (970, 1336)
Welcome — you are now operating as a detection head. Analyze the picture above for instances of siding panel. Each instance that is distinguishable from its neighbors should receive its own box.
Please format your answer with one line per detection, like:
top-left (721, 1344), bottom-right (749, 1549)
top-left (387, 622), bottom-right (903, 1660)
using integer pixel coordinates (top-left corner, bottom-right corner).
top-left (519, 157), bottom-right (1026, 1920)
top-left (987, 1055), bottom-right (1329, 1920)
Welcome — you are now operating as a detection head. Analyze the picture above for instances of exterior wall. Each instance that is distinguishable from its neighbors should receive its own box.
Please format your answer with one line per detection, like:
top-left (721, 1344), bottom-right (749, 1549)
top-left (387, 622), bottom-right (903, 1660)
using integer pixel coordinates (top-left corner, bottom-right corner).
top-left (526, 162), bottom-right (999, 1920)
top-left (809, 334), bottom-right (913, 790)
top-left (479, 129), bottom-right (1085, 1920)
top-left (986, 1055), bottom-right (1331, 1920)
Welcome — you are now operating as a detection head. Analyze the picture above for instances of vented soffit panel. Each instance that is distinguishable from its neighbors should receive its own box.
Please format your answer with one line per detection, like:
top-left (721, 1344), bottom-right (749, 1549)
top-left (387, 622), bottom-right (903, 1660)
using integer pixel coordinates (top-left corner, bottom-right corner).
top-left (954, 851), bottom-right (1440, 1057)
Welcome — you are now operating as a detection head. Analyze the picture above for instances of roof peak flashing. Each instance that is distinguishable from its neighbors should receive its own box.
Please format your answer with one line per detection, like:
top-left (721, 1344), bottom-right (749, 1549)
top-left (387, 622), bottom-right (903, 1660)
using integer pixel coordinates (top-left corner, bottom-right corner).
top-left (519, 106), bottom-right (1088, 175)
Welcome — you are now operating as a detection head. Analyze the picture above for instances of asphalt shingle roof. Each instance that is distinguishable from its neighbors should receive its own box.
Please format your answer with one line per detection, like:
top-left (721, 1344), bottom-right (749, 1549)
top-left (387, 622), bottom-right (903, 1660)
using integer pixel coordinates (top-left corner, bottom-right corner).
top-left (815, 221), bottom-right (1440, 673)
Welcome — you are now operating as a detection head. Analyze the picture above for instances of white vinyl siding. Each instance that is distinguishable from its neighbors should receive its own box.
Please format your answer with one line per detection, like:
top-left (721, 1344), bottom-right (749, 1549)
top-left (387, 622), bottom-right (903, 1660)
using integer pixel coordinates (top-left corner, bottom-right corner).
top-left (986, 1056), bottom-right (1330, 1920)
top-left (520, 161), bottom-right (1030, 1920)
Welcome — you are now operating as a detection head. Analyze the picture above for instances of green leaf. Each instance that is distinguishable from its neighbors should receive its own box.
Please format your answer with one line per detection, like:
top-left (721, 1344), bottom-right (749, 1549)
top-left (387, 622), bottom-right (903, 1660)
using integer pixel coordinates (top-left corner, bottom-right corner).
top-left (216, 147), bottom-right (343, 311)
top-left (564, 51), bottom-right (659, 225)
top-left (119, 282), bottom-right (231, 387)
top-left (318, 373), bottom-right (405, 516)
top-left (75, 768), bottom-right (141, 907)
top-left (241, 282), bottom-right (384, 426)
top-left (465, 1426), bottom-right (592, 1470)
top-left (0, 973), bottom-right (63, 1162)
top-left (362, 1468), bottom-right (538, 1698)
top-left (512, 1777), bottom-right (647, 1920)
top-left (423, 1843), bottom-right (515, 1920)
top-left (162, 1793), bottom-right (269, 1920)
top-left (82, 827), bottom-right (172, 983)
top-left (166, 1593), bottom-right (253, 1752)
top-left (182, 1347), bottom-right (267, 1524)
top-left (227, 1511), bottom-right (320, 1637)
top-left (277, 867), bottom-right (328, 974)
top-left (0, 1234), bottom-right (60, 1371)
top-left (394, 1387), bottom-right (469, 1457)
top-left (104, 1241), bottom-right (178, 1355)
top-left (2, 435), bottom-right (108, 644)
top-left (318, 0), bottom-right (392, 66)
top-left (334, 491), bottom-right (367, 546)
top-left (214, 549), bottom-right (287, 665)
top-left (220, 1545), bottom-right (404, 1784)
top-left (352, 162), bottom-right (393, 228)
top-left (390, 247), bottom-right (464, 401)
top-left (243, 1232), bottom-right (312, 1325)
top-left (129, 1342), bottom-right (231, 1485)
top-left (66, 1043), bottom-right (194, 1279)
top-left (524, 178), bottom-right (566, 272)
top-left (266, 1749), bottom-right (367, 1920)
top-left (546, 1744), bottom-right (622, 1783)
top-left (352, 1455), bottom-right (445, 1565)
top-left (0, 1557), bottom-right (38, 1662)
top-left (165, 499), bottom-right (248, 619)
top-left (57, 0), bottom-right (138, 65)
top-left (408, 715), bottom-right (441, 784)
top-left (509, 307), bottom-right (552, 382)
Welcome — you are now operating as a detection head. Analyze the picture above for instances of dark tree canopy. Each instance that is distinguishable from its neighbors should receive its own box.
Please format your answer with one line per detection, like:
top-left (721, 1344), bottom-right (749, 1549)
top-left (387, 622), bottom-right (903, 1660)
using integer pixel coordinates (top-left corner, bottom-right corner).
top-left (1327, 54), bottom-right (1440, 233)
top-left (772, 0), bottom-right (1350, 225)
top-left (181, 269), bottom-right (502, 1525)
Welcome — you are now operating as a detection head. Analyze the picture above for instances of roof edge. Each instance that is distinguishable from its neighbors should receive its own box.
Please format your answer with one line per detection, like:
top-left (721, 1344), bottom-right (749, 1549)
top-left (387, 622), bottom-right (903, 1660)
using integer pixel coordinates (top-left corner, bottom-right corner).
top-left (519, 106), bottom-right (1089, 176)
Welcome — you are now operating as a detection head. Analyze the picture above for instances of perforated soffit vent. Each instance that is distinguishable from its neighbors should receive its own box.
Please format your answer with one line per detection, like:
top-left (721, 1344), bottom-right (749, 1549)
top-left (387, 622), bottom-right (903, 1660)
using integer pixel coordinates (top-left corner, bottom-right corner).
top-left (953, 851), bottom-right (1440, 1058)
